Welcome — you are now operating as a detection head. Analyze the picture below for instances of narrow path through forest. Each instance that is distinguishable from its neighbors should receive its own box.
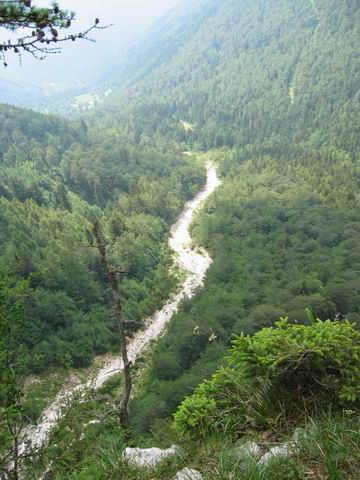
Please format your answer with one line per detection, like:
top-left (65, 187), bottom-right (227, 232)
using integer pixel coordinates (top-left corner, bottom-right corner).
top-left (25, 161), bottom-right (221, 451)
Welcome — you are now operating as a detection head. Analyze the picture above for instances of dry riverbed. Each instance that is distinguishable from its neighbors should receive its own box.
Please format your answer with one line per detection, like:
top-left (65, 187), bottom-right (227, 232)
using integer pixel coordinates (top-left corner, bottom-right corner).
top-left (24, 161), bottom-right (221, 451)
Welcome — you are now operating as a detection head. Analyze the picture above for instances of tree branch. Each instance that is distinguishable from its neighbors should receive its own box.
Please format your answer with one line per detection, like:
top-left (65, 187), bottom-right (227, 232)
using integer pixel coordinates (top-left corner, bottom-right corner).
top-left (0, 1), bottom-right (110, 66)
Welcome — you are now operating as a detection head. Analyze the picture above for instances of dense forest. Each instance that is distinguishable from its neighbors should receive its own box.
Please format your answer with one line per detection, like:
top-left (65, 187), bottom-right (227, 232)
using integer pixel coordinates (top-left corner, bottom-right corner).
top-left (1, 0), bottom-right (360, 478)
top-left (122, 0), bottom-right (360, 435)
top-left (0, 104), bottom-right (205, 372)
top-left (98, 0), bottom-right (359, 153)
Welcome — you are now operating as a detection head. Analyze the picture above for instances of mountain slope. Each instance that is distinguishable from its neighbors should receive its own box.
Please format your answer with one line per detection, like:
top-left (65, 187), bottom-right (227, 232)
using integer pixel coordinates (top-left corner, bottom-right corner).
top-left (0, 77), bottom-right (48, 110)
top-left (0, 103), bottom-right (205, 373)
top-left (103, 0), bottom-right (222, 91)
top-left (2, 0), bottom-right (360, 478)
top-left (116, 0), bottom-right (360, 439)
top-left (100, 0), bottom-right (359, 157)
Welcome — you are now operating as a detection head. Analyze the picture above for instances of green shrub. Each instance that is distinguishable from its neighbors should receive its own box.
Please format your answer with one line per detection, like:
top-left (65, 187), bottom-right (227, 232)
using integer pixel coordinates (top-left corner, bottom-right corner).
top-left (173, 394), bottom-right (217, 438)
top-left (173, 318), bottom-right (360, 438)
top-left (230, 318), bottom-right (360, 403)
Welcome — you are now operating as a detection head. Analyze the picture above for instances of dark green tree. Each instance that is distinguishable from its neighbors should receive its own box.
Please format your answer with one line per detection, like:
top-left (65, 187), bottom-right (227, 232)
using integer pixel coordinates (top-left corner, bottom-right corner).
top-left (0, 277), bottom-right (35, 480)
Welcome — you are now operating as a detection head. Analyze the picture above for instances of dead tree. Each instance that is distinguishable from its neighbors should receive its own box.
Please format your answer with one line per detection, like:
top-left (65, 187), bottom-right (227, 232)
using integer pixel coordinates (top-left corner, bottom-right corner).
top-left (92, 221), bottom-right (132, 430)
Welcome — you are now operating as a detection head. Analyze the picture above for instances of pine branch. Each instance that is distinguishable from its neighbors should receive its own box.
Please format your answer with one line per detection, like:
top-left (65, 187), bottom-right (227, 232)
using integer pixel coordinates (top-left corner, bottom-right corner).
top-left (0, 1), bottom-right (110, 66)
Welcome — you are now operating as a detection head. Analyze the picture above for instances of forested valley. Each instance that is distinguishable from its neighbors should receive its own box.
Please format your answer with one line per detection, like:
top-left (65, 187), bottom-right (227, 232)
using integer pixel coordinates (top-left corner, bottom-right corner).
top-left (0, 103), bottom-right (205, 372)
top-left (1, 0), bottom-right (360, 479)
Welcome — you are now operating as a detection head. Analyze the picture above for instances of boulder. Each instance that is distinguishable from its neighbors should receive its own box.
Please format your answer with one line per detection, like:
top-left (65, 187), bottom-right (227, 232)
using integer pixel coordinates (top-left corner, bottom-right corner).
top-left (173, 468), bottom-right (203, 479)
top-left (123, 445), bottom-right (178, 468)
top-left (259, 443), bottom-right (292, 464)
top-left (230, 440), bottom-right (262, 461)
top-left (259, 427), bottom-right (307, 464)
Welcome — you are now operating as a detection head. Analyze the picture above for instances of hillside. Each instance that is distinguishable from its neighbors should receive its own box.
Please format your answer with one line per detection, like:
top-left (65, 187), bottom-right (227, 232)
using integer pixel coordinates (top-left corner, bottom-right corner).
top-left (0, 78), bottom-right (48, 110)
top-left (0, 103), bottom-right (205, 373)
top-left (119, 0), bottom-right (360, 435)
top-left (100, 0), bottom-right (359, 154)
top-left (1, 0), bottom-right (360, 479)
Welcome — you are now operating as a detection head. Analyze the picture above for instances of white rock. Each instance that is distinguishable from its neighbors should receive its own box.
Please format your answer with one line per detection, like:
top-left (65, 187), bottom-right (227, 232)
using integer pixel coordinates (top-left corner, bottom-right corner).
top-left (232, 440), bottom-right (262, 460)
top-left (83, 419), bottom-right (101, 428)
top-left (123, 445), bottom-right (178, 468)
top-left (258, 428), bottom-right (307, 465)
top-left (259, 443), bottom-right (293, 464)
top-left (173, 468), bottom-right (203, 480)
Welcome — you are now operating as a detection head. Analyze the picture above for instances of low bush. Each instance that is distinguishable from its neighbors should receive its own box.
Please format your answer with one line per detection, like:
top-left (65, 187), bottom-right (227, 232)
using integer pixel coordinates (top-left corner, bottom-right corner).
top-left (173, 318), bottom-right (360, 438)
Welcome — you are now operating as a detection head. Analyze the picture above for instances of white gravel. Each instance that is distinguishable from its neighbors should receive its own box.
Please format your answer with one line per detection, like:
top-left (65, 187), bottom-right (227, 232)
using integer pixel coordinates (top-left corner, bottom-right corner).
top-left (23, 161), bottom-right (221, 451)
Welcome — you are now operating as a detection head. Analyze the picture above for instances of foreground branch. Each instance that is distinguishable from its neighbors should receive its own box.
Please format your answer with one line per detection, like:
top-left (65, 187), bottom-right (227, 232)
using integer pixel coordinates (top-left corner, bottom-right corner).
top-left (0, 1), bottom-right (108, 66)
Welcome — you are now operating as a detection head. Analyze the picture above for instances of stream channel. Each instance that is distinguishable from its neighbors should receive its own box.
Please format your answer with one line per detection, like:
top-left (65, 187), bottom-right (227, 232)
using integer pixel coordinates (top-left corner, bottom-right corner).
top-left (26, 160), bottom-right (221, 450)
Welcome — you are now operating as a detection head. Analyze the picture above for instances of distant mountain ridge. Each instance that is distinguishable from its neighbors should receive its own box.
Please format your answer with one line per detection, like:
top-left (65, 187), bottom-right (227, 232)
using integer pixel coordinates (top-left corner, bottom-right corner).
top-left (0, 0), bottom-right (221, 113)
top-left (0, 77), bottom-right (48, 109)
top-left (101, 0), bottom-right (222, 91)
top-left (96, 0), bottom-right (359, 156)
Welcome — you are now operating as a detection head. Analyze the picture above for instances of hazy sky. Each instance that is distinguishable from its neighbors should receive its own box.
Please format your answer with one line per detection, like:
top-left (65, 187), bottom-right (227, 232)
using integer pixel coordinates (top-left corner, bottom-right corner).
top-left (0, 0), bottom-right (182, 86)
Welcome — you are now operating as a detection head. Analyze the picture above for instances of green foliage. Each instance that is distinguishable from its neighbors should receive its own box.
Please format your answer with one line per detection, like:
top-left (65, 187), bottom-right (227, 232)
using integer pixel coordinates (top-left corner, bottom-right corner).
top-left (0, 103), bottom-right (206, 373)
top-left (101, 0), bottom-right (360, 159)
top-left (0, 276), bottom-right (32, 477)
top-left (230, 318), bottom-right (360, 403)
top-left (173, 319), bottom-right (360, 439)
top-left (2, 0), bottom-right (360, 477)
top-left (172, 394), bottom-right (217, 438)
top-left (133, 162), bottom-right (360, 434)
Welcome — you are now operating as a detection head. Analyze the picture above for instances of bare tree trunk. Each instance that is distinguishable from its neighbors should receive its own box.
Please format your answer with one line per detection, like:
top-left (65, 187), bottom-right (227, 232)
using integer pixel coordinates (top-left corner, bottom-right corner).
top-left (6, 422), bottom-right (20, 480)
top-left (92, 221), bottom-right (132, 430)
top-left (13, 433), bottom-right (19, 480)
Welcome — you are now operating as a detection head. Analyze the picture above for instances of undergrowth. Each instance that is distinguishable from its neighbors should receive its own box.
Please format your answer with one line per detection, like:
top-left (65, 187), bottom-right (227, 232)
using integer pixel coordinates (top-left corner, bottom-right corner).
top-left (24, 318), bottom-right (360, 479)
